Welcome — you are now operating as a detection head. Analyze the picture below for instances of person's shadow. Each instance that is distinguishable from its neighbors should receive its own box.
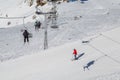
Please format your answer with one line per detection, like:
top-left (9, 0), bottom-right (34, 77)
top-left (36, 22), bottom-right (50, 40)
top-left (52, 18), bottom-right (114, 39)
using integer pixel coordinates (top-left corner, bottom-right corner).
top-left (83, 60), bottom-right (95, 71)
top-left (76, 53), bottom-right (85, 60)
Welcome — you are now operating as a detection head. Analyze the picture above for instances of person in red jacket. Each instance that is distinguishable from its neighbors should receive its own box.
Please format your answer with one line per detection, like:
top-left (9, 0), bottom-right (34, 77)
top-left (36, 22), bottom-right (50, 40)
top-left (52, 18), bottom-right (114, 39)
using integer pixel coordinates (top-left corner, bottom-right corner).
top-left (73, 48), bottom-right (77, 59)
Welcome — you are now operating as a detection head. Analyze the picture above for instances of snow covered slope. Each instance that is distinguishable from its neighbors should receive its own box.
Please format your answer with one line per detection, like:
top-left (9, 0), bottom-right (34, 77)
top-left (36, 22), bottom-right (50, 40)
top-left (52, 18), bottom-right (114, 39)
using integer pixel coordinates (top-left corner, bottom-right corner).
top-left (0, 2), bottom-right (120, 61)
top-left (0, 0), bottom-right (120, 61)
top-left (0, 0), bottom-right (120, 80)
top-left (0, 0), bottom-right (36, 28)
top-left (0, 0), bottom-right (120, 28)
top-left (0, 27), bottom-right (120, 80)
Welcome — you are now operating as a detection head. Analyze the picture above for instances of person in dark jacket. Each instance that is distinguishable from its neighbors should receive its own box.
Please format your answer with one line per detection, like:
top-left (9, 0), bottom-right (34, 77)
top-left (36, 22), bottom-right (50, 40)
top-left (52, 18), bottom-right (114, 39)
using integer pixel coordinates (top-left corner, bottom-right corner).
top-left (34, 21), bottom-right (41, 30)
top-left (23, 30), bottom-right (29, 43)
top-left (73, 48), bottom-right (77, 59)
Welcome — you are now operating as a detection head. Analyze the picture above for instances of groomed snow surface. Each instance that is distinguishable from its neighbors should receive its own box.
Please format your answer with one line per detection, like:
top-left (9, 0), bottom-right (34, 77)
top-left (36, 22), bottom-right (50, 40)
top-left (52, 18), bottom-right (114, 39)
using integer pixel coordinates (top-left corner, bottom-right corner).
top-left (0, 0), bottom-right (120, 80)
top-left (0, 26), bottom-right (120, 80)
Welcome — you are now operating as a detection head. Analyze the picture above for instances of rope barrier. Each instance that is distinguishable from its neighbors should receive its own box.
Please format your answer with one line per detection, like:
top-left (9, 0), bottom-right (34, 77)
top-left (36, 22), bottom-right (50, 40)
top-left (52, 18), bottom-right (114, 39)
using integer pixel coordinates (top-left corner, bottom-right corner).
top-left (0, 10), bottom-right (34, 19)
top-left (80, 29), bottom-right (120, 65)
top-left (101, 34), bottom-right (120, 45)
top-left (90, 34), bottom-right (102, 40)
top-left (0, 17), bottom-right (25, 19)
top-left (87, 43), bottom-right (120, 65)
top-left (0, 11), bottom-right (35, 29)
top-left (0, 16), bottom-right (27, 29)
top-left (95, 55), bottom-right (107, 61)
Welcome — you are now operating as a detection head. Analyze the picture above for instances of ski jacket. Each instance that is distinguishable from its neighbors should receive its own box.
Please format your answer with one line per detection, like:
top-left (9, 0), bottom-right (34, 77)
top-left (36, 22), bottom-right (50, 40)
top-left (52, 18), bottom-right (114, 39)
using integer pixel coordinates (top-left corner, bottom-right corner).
top-left (35, 21), bottom-right (41, 27)
top-left (73, 49), bottom-right (77, 55)
top-left (23, 30), bottom-right (29, 37)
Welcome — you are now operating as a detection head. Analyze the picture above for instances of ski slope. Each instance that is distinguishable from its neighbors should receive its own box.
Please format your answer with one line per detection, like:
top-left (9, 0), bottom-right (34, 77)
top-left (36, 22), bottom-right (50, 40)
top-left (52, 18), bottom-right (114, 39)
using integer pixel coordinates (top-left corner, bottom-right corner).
top-left (1, 1), bottom-right (120, 61)
top-left (0, 0), bottom-right (120, 62)
top-left (0, 27), bottom-right (120, 80)
top-left (0, 0), bottom-right (36, 28)
top-left (0, 0), bottom-right (120, 80)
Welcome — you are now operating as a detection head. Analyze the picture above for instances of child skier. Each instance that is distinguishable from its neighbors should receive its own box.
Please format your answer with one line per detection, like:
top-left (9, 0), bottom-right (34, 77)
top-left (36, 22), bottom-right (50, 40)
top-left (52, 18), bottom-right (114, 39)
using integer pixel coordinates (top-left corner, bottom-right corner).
top-left (73, 48), bottom-right (77, 60)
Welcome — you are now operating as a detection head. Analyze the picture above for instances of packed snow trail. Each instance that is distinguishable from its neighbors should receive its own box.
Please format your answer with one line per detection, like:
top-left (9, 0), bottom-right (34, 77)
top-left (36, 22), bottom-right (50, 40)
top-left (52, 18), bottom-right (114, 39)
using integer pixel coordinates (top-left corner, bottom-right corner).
top-left (0, 1), bottom-right (120, 80)
top-left (0, 27), bottom-right (120, 80)
top-left (1, 1), bottom-right (120, 61)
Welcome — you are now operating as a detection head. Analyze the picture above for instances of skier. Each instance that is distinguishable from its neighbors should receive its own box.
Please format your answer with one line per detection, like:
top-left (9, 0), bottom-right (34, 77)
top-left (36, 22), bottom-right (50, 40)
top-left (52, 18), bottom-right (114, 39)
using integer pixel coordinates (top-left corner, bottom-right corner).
top-left (23, 30), bottom-right (29, 44)
top-left (34, 20), bottom-right (41, 31)
top-left (73, 48), bottom-right (77, 60)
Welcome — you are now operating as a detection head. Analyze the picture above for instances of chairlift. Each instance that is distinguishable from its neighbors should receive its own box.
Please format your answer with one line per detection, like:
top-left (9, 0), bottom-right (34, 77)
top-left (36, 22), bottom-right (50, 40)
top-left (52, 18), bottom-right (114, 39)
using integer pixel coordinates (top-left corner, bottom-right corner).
top-left (51, 25), bottom-right (58, 28)
top-left (28, 33), bottom-right (33, 38)
top-left (34, 20), bottom-right (41, 29)
top-left (36, 11), bottom-right (43, 15)
top-left (35, 8), bottom-right (43, 15)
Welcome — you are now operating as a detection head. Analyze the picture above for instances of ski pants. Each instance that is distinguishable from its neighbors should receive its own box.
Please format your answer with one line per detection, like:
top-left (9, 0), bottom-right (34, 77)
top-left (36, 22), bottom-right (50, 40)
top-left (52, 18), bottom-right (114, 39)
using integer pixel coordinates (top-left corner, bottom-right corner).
top-left (24, 36), bottom-right (29, 43)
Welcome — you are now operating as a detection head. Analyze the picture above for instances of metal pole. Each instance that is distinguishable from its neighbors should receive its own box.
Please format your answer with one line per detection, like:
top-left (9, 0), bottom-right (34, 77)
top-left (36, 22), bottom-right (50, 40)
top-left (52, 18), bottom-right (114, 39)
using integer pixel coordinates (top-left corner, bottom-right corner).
top-left (51, 1), bottom-right (58, 28)
top-left (23, 17), bottom-right (27, 29)
top-left (44, 14), bottom-right (48, 50)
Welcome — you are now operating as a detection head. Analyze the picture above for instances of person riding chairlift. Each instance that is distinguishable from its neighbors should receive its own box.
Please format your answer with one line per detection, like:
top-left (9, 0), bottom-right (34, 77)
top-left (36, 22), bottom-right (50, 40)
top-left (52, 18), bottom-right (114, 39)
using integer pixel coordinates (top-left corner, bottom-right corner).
top-left (34, 20), bottom-right (41, 30)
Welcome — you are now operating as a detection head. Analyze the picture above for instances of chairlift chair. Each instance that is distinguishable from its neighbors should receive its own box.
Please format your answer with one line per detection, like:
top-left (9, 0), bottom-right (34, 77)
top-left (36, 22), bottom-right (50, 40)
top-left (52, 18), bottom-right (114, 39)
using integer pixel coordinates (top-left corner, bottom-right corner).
top-left (51, 25), bottom-right (58, 28)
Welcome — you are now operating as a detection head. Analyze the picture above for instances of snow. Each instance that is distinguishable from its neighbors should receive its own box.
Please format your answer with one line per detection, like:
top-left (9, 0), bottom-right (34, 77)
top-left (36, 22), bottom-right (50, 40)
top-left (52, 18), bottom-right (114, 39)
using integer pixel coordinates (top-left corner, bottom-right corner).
top-left (0, 0), bottom-right (120, 80)
top-left (1, 27), bottom-right (120, 80)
